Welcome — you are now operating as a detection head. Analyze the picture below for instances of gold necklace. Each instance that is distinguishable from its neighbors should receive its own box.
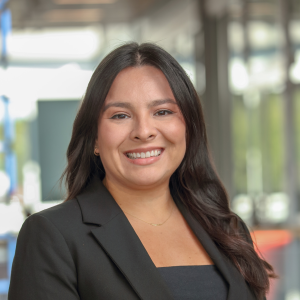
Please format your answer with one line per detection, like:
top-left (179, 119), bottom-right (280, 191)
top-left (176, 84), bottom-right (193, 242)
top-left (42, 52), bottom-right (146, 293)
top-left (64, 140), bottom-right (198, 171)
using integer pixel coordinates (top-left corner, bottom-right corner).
top-left (102, 179), bottom-right (174, 227)
top-left (123, 204), bottom-right (174, 227)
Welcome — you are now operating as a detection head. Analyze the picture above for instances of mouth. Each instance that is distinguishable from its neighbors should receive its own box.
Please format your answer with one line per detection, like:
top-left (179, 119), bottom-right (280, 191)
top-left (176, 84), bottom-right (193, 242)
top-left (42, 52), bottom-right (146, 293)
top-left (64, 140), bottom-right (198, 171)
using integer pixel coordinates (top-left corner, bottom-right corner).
top-left (124, 148), bottom-right (164, 160)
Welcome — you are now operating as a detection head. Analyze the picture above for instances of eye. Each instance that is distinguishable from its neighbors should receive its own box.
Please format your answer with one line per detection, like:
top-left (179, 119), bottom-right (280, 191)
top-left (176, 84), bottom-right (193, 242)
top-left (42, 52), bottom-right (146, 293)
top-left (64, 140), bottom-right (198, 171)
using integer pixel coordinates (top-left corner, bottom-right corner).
top-left (110, 114), bottom-right (130, 119)
top-left (154, 110), bottom-right (174, 116)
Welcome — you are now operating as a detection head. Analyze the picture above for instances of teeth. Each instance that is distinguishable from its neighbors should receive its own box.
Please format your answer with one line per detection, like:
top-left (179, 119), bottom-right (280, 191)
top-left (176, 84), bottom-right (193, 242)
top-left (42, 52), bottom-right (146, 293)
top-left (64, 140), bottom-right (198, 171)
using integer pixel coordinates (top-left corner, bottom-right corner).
top-left (126, 149), bottom-right (162, 159)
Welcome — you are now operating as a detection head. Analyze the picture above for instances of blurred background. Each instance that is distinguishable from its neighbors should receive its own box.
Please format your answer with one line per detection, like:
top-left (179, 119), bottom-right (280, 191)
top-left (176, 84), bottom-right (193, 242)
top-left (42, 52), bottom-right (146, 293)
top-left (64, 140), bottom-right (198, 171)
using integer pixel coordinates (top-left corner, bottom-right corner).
top-left (0, 0), bottom-right (299, 299)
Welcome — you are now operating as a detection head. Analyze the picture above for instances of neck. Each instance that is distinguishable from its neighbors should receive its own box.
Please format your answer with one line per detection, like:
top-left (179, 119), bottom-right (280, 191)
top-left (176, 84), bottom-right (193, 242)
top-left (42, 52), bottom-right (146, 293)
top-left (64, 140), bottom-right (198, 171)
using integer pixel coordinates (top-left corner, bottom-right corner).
top-left (102, 176), bottom-right (174, 220)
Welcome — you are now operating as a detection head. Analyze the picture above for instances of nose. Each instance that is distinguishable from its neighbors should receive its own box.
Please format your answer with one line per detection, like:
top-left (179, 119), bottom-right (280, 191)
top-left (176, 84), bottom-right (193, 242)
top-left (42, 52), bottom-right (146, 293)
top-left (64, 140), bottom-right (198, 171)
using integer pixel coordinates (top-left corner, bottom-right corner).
top-left (130, 115), bottom-right (157, 142)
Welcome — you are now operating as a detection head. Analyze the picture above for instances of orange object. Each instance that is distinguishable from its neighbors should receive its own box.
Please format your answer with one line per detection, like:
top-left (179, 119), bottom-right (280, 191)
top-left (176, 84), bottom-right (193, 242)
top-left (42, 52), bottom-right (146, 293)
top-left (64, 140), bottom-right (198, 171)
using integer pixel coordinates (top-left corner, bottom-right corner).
top-left (251, 230), bottom-right (293, 252)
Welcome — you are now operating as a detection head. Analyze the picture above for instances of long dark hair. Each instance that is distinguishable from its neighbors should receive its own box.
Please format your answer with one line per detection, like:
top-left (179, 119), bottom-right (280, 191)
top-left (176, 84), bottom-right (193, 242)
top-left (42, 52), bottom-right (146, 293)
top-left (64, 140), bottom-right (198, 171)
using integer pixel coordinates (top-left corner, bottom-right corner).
top-left (62, 42), bottom-right (276, 299)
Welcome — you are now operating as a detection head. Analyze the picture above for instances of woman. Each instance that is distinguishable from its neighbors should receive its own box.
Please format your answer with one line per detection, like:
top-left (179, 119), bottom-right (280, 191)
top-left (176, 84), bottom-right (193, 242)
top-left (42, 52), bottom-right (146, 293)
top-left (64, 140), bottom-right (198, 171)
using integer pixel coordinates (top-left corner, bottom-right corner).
top-left (8, 42), bottom-right (275, 300)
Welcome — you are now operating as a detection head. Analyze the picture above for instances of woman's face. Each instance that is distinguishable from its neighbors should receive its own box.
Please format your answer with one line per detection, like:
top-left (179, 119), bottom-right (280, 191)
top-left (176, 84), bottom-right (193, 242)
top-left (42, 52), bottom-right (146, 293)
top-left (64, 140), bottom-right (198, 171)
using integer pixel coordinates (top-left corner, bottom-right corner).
top-left (96, 65), bottom-right (186, 189)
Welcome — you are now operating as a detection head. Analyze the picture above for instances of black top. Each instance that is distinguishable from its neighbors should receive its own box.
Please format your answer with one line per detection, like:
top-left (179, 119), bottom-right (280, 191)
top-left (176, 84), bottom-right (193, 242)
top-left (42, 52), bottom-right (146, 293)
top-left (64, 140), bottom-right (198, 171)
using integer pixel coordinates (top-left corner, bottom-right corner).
top-left (157, 265), bottom-right (228, 300)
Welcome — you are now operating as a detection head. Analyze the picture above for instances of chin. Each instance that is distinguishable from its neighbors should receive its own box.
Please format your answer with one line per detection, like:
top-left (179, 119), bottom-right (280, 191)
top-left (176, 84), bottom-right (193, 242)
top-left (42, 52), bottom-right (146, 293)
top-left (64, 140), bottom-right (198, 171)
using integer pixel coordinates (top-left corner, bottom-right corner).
top-left (125, 175), bottom-right (166, 188)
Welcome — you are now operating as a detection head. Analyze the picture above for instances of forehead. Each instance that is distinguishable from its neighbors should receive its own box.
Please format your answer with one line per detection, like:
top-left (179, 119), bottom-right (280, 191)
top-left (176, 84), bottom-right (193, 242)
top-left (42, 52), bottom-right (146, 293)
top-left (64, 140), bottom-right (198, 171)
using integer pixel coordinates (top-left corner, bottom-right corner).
top-left (104, 66), bottom-right (175, 104)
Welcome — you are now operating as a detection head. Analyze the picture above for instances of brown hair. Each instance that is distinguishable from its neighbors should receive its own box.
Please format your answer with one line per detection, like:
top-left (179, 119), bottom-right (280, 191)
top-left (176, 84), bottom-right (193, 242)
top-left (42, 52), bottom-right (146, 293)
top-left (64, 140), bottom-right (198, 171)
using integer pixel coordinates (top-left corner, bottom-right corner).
top-left (62, 42), bottom-right (276, 299)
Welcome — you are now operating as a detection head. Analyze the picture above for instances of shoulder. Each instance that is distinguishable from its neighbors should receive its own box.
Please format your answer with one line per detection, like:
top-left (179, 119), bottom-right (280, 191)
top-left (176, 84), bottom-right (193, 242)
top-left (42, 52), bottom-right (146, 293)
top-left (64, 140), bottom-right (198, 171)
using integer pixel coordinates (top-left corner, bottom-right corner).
top-left (35, 197), bottom-right (81, 222)
top-left (10, 201), bottom-right (80, 300)
top-left (21, 198), bottom-right (82, 238)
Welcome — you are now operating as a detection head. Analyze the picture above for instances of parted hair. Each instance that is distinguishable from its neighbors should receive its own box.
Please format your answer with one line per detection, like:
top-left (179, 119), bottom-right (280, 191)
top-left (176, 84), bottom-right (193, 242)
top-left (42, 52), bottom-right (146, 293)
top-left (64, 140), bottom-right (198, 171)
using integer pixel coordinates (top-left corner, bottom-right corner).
top-left (62, 42), bottom-right (276, 299)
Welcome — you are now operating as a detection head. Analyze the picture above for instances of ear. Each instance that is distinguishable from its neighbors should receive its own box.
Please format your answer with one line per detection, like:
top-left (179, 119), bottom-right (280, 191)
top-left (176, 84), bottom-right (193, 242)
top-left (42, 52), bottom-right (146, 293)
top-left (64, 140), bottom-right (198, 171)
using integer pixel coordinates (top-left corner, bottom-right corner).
top-left (94, 139), bottom-right (100, 156)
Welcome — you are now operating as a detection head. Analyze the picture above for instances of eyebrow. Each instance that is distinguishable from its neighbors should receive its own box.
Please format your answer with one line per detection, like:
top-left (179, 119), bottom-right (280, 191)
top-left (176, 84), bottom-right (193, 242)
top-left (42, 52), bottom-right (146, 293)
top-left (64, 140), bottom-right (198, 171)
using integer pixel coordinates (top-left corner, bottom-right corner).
top-left (102, 98), bottom-right (177, 113)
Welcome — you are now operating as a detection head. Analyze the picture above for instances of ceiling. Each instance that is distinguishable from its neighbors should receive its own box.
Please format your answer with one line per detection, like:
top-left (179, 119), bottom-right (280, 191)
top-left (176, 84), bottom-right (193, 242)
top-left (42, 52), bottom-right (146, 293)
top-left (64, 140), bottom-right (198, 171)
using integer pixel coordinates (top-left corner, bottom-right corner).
top-left (10, 0), bottom-right (170, 29)
top-left (11, 0), bottom-right (300, 30)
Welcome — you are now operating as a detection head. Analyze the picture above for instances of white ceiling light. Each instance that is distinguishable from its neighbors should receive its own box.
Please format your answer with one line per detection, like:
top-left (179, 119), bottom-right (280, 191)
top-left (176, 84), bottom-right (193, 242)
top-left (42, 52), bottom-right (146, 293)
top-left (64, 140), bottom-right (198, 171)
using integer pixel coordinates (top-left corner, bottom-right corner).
top-left (8, 27), bottom-right (103, 61)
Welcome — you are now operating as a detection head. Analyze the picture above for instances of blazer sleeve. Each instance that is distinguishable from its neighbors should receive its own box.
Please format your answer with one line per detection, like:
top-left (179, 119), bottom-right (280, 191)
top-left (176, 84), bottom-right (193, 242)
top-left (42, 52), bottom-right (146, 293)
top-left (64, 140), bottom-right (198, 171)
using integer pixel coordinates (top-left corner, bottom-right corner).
top-left (8, 214), bottom-right (80, 300)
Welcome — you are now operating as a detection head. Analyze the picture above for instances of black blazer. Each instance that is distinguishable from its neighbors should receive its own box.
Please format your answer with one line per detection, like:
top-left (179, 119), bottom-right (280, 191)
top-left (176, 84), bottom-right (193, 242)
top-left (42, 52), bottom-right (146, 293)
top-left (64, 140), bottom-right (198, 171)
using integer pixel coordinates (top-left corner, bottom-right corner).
top-left (8, 175), bottom-right (258, 300)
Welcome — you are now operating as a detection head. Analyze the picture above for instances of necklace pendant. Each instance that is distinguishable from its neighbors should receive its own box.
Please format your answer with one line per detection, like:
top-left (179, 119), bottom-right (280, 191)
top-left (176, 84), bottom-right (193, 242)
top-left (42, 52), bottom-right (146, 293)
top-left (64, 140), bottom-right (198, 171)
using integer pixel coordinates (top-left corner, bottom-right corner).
top-left (150, 223), bottom-right (161, 226)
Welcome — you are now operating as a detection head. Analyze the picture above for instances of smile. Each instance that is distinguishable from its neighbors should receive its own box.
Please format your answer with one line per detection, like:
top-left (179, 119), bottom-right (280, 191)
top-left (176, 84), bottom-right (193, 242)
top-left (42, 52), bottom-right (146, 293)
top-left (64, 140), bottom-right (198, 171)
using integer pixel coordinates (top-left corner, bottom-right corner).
top-left (126, 149), bottom-right (162, 159)
top-left (123, 147), bottom-right (164, 165)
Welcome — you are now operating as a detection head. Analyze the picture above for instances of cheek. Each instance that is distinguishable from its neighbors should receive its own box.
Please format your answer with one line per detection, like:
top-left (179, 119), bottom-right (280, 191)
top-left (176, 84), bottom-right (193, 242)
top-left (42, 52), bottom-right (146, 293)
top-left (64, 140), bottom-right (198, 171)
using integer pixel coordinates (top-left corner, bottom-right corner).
top-left (97, 121), bottom-right (127, 153)
top-left (164, 119), bottom-right (186, 149)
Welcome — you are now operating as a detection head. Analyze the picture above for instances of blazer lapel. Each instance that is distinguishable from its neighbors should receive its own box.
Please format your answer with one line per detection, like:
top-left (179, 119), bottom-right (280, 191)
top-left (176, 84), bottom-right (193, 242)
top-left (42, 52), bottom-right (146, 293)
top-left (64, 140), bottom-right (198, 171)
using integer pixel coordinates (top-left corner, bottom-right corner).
top-left (76, 176), bottom-right (174, 300)
top-left (176, 199), bottom-right (252, 300)
top-left (77, 175), bottom-right (255, 300)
